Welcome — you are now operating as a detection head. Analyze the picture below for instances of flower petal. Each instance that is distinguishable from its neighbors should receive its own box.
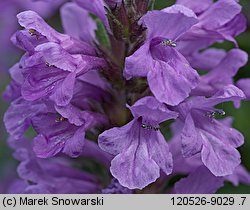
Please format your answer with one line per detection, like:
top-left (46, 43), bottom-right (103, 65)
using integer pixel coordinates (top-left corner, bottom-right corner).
top-left (198, 0), bottom-right (242, 30)
top-left (74, 0), bottom-right (109, 30)
top-left (129, 96), bottom-right (178, 123)
top-left (193, 49), bottom-right (248, 95)
top-left (147, 60), bottom-right (198, 106)
top-left (203, 85), bottom-right (246, 107)
top-left (50, 72), bottom-right (76, 106)
top-left (62, 126), bottom-right (86, 157)
top-left (180, 114), bottom-right (203, 158)
top-left (60, 2), bottom-right (97, 44)
top-left (147, 130), bottom-right (173, 175)
top-left (32, 113), bottom-right (80, 158)
top-left (98, 120), bottom-right (134, 156)
top-left (176, 0), bottom-right (213, 14)
top-left (17, 10), bottom-right (96, 55)
top-left (124, 42), bottom-right (153, 79)
top-left (197, 115), bottom-right (244, 148)
top-left (21, 66), bottom-right (68, 101)
top-left (175, 166), bottom-right (224, 193)
top-left (55, 103), bottom-right (108, 127)
top-left (201, 129), bottom-right (241, 176)
top-left (225, 165), bottom-right (250, 186)
top-left (35, 42), bottom-right (82, 72)
top-left (17, 10), bottom-right (67, 43)
top-left (4, 98), bottom-right (45, 139)
top-left (110, 120), bottom-right (160, 189)
top-left (187, 48), bottom-right (226, 70)
top-left (237, 79), bottom-right (250, 100)
top-left (141, 5), bottom-right (198, 40)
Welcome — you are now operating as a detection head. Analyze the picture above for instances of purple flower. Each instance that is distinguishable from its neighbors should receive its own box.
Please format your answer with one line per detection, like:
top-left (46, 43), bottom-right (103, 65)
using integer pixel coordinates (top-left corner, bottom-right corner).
top-left (237, 79), bottom-right (250, 100)
top-left (5, 80), bottom-right (109, 158)
top-left (99, 96), bottom-right (178, 189)
top-left (74, 0), bottom-right (110, 30)
top-left (60, 2), bottom-right (97, 44)
top-left (191, 49), bottom-right (248, 96)
top-left (176, 85), bottom-right (245, 176)
top-left (176, 0), bottom-right (213, 14)
top-left (8, 137), bottom-right (100, 194)
top-left (102, 179), bottom-right (132, 194)
top-left (225, 165), bottom-right (250, 186)
top-left (124, 5), bottom-right (200, 105)
top-left (32, 109), bottom-right (107, 158)
top-left (2, 0), bottom-right (249, 194)
top-left (177, 0), bottom-right (246, 56)
top-left (4, 98), bottom-right (46, 139)
top-left (174, 164), bottom-right (250, 194)
top-left (169, 119), bottom-right (250, 193)
top-left (174, 166), bottom-right (224, 194)
top-left (0, 0), bottom-right (65, 73)
top-left (12, 11), bottom-right (107, 106)
top-left (3, 63), bottom-right (24, 102)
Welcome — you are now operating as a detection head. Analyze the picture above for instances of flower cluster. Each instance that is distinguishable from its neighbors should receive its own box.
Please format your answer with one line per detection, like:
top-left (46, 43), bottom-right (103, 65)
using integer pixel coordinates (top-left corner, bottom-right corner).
top-left (3, 0), bottom-right (250, 193)
top-left (0, 0), bottom-right (65, 73)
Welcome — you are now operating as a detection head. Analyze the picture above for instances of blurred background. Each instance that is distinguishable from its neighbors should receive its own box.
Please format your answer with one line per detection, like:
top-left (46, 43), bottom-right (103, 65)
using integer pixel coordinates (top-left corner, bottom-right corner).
top-left (0, 0), bottom-right (250, 193)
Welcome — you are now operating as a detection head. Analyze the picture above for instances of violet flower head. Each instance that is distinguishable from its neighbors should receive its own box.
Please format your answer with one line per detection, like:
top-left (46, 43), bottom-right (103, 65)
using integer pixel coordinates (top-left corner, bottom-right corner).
top-left (99, 96), bottom-right (178, 189)
top-left (0, 0), bottom-right (65, 73)
top-left (2, 0), bottom-right (250, 194)
top-left (177, 85), bottom-right (245, 176)
top-left (102, 179), bottom-right (132, 194)
top-left (125, 5), bottom-right (200, 106)
top-left (14, 11), bottom-right (107, 106)
top-left (177, 0), bottom-right (247, 57)
top-left (237, 79), bottom-right (250, 100)
top-left (192, 49), bottom-right (248, 96)
top-left (8, 137), bottom-right (100, 194)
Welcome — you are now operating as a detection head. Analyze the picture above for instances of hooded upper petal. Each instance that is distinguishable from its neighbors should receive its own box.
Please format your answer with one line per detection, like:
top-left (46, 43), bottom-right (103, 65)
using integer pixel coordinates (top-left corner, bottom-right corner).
top-left (60, 2), bottom-right (97, 44)
top-left (17, 10), bottom-right (96, 55)
top-left (176, 0), bottom-right (213, 14)
top-left (74, 0), bottom-right (109, 30)
top-left (129, 96), bottom-right (178, 122)
top-left (141, 5), bottom-right (198, 40)
top-left (178, 0), bottom-right (246, 55)
top-left (198, 0), bottom-right (242, 30)
top-left (17, 10), bottom-right (67, 43)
